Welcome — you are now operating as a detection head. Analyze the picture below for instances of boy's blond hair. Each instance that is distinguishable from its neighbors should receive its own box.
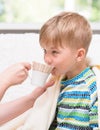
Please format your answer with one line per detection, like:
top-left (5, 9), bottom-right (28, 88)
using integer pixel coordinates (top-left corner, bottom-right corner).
top-left (39, 12), bottom-right (92, 53)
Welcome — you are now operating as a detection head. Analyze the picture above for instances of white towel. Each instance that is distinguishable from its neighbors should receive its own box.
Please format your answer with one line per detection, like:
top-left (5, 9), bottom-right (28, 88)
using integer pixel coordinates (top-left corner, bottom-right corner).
top-left (17, 79), bottom-right (61, 130)
top-left (0, 77), bottom-right (61, 130)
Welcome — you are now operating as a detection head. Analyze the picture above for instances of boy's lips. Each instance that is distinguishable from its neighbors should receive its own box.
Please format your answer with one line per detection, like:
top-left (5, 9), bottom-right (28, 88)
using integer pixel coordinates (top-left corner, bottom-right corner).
top-left (51, 67), bottom-right (56, 75)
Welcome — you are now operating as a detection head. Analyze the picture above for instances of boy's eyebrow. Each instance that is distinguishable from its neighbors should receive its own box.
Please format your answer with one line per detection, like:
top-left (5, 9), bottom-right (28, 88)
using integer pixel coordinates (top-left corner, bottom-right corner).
top-left (50, 46), bottom-right (58, 49)
top-left (43, 46), bottom-right (59, 50)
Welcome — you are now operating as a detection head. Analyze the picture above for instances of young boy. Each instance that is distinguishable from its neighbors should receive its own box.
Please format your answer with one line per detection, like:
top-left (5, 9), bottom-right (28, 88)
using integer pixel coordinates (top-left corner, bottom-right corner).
top-left (39, 12), bottom-right (98, 129)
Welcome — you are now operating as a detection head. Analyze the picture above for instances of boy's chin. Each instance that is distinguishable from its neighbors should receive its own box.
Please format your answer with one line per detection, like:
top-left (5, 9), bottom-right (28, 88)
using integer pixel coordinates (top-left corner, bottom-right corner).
top-left (51, 71), bottom-right (61, 77)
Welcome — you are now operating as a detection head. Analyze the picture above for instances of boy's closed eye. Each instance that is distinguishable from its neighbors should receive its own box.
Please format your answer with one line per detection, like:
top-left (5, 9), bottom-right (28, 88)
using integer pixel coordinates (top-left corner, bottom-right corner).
top-left (42, 49), bottom-right (59, 55)
top-left (52, 50), bottom-right (59, 55)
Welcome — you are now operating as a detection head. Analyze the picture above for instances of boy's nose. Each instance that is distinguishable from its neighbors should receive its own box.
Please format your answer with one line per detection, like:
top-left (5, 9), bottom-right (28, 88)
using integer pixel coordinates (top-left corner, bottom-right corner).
top-left (44, 56), bottom-right (52, 66)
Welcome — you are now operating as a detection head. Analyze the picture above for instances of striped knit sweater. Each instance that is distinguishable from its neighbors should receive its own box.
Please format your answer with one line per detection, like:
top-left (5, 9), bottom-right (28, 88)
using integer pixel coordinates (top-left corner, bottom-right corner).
top-left (49, 67), bottom-right (98, 130)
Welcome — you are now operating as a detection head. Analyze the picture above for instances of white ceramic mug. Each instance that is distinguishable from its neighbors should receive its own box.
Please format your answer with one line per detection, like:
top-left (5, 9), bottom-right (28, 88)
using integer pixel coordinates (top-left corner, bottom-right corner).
top-left (31, 70), bottom-right (50, 86)
top-left (30, 61), bottom-right (52, 87)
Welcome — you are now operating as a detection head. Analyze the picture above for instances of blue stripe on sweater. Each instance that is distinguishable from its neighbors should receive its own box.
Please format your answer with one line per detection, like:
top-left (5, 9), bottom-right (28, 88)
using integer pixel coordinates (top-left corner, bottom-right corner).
top-left (57, 113), bottom-right (90, 121)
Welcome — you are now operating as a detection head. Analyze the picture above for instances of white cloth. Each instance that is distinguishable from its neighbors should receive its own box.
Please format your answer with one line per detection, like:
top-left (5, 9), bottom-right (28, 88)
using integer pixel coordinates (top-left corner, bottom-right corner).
top-left (0, 78), bottom-right (61, 130)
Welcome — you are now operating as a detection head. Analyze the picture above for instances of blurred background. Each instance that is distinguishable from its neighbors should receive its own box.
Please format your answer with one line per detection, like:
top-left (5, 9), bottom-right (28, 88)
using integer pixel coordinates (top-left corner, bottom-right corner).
top-left (0, 0), bottom-right (100, 32)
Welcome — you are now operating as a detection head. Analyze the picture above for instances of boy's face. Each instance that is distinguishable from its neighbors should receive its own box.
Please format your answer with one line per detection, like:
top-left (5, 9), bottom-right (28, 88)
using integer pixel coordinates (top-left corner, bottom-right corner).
top-left (42, 45), bottom-right (78, 76)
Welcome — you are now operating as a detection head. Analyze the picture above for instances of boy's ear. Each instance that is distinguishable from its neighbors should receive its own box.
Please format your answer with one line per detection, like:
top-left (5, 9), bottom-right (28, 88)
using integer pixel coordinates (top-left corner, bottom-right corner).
top-left (76, 48), bottom-right (86, 62)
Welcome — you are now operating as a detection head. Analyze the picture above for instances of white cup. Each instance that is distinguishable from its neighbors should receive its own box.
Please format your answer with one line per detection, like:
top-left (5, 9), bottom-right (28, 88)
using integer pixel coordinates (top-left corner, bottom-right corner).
top-left (31, 70), bottom-right (50, 86)
top-left (30, 61), bottom-right (52, 87)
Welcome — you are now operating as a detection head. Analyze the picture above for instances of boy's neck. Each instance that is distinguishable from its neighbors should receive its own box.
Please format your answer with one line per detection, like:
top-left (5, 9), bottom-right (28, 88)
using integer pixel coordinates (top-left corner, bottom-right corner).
top-left (65, 62), bottom-right (88, 80)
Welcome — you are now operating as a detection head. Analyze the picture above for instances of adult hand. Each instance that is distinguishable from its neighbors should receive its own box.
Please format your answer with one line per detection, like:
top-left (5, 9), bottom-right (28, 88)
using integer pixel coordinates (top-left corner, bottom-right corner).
top-left (0, 62), bottom-right (31, 88)
top-left (31, 80), bottom-right (55, 100)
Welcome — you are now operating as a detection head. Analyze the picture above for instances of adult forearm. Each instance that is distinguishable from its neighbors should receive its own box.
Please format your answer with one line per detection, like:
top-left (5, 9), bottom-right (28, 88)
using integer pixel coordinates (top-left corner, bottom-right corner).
top-left (0, 89), bottom-right (6, 101)
top-left (0, 83), bottom-right (9, 101)
top-left (0, 94), bottom-right (35, 125)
